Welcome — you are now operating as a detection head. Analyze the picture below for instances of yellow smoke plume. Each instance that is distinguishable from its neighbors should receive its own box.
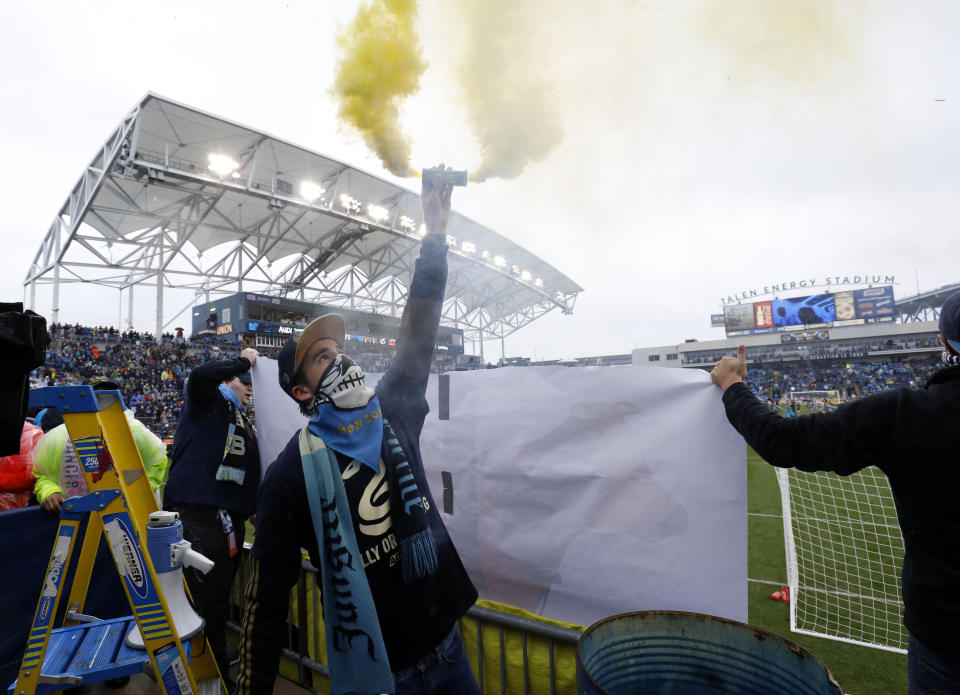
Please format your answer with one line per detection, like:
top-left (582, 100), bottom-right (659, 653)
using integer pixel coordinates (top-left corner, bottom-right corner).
top-left (697, 0), bottom-right (861, 91)
top-left (452, 0), bottom-right (564, 182)
top-left (332, 0), bottom-right (426, 177)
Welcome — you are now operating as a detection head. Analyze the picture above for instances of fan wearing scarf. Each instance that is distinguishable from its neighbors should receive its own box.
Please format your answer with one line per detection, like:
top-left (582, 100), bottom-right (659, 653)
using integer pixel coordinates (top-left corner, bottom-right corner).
top-left (711, 289), bottom-right (960, 694)
top-left (163, 348), bottom-right (261, 688)
top-left (237, 169), bottom-right (480, 695)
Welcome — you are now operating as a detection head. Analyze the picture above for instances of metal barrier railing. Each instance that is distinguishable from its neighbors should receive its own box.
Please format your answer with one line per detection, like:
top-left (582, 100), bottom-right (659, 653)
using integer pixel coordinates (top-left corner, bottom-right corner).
top-left (228, 551), bottom-right (583, 695)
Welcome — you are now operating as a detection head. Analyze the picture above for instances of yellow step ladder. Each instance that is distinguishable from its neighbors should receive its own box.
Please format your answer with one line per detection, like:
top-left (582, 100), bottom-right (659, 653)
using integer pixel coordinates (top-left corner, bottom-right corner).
top-left (10, 385), bottom-right (224, 695)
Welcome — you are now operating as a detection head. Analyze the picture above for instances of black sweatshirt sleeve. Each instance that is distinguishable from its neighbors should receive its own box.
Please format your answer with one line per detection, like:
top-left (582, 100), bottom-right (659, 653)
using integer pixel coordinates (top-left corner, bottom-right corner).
top-left (375, 234), bottom-right (447, 432)
top-left (184, 356), bottom-right (251, 410)
top-left (721, 381), bottom-right (899, 476)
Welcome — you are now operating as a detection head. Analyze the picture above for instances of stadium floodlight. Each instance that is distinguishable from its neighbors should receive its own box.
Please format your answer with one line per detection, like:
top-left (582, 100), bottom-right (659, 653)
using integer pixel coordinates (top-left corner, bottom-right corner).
top-left (494, 255), bottom-right (507, 268)
top-left (208, 153), bottom-right (239, 177)
top-left (511, 265), bottom-right (521, 275)
top-left (446, 234), bottom-right (457, 247)
top-left (339, 194), bottom-right (362, 214)
top-left (461, 241), bottom-right (477, 253)
top-left (521, 270), bottom-right (533, 282)
top-left (555, 291), bottom-right (564, 300)
top-left (399, 215), bottom-right (417, 232)
top-left (534, 278), bottom-right (544, 288)
top-left (300, 181), bottom-right (325, 201)
top-left (367, 204), bottom-right (389, 221)
top-left (481, 250), bottom-right (492, 261)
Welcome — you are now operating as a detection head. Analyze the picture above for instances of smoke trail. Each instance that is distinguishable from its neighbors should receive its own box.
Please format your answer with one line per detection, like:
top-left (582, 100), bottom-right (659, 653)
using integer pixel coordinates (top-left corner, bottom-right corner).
top-left (697, 0), bottom-right (861, 90)
top-left (332, 0), bottom-right (426, 177)
top-left (453, 0), bottom-right (564, 182)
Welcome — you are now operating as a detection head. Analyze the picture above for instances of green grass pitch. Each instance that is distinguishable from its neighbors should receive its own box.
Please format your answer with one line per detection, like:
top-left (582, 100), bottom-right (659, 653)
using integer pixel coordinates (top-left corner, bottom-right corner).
top-left (747, 447), bottom-right (907, 694)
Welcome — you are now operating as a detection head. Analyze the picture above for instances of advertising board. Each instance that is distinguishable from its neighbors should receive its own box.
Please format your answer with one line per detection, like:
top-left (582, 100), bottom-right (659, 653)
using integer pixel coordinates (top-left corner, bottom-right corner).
top-left (722, 286), bottom-right (894, 336)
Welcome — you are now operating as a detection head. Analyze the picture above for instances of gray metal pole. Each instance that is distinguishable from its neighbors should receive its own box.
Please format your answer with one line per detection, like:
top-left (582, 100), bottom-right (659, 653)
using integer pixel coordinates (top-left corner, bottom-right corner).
top-left (52, 263), bottom-right (60, 327)
top-left (127, 285), bottom-right (134, 330)
top-left (156, 237), bottom-right (163, 344)
top-left (478, 314), bottom-right (484, 365)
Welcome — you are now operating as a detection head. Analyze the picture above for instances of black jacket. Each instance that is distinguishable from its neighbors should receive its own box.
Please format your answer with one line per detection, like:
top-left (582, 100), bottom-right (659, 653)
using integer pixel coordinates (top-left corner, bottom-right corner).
top-left (722, 366), bottom-right (960, 654)
top-left (164, 356), bottom-right (260, 516)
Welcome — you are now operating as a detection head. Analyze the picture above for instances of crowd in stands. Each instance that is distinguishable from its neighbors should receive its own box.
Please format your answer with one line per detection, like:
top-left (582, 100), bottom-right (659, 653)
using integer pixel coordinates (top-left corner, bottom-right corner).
top-left (743, 358), bottom-right (941, 403)
top-left (33, 324), bottom-right (254, 440)
top-left (685, 334), bottom-right (942, 366)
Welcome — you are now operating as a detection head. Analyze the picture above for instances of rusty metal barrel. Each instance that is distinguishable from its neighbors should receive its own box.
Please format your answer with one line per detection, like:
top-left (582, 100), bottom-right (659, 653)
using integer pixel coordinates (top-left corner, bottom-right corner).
top-left (577, 611), bottom-right (842, 694)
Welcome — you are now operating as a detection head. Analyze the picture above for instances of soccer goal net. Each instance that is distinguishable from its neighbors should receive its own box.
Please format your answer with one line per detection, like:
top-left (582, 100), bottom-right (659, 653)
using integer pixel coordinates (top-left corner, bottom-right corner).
top-left (775, 466), bottom-right (907, 653)
top-left (789, 390), bottom-right (842, 410)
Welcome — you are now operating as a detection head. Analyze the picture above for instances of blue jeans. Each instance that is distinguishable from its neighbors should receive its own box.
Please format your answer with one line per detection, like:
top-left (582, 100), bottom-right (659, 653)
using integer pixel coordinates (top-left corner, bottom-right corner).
top-left (909, 635), bottom-right (960, 695)
top-left (393, 625), bottom-right (481, 695)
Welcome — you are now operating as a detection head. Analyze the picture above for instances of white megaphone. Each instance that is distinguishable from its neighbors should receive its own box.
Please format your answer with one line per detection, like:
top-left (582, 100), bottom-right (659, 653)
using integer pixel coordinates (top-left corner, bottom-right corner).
top-left (124, 510), bottom-right (215, 649)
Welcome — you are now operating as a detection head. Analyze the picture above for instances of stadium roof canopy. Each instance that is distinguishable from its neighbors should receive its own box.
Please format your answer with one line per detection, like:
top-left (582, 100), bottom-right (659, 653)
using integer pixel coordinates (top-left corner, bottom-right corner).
top-left (896, 282), bottom-right (960, 323)
top-left (25, 93), bottom-right (582, 342)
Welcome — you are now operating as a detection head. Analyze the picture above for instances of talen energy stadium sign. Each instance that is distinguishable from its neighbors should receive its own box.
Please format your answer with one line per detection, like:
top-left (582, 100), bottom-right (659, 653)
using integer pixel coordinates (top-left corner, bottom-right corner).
top-left (721, 274), bottom-right (896, 305)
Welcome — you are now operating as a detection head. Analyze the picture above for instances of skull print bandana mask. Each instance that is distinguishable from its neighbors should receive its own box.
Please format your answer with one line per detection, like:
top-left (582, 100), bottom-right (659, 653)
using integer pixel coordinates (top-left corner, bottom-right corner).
top-left (312, 353), bottom-right (376, 410)
top-left (306, 353), bottom-right (383, 471)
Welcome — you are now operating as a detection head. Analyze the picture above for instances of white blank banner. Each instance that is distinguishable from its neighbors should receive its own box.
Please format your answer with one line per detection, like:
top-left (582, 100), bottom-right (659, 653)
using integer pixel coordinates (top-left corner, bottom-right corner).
top-left (252, 362), bottom-right (746, 627)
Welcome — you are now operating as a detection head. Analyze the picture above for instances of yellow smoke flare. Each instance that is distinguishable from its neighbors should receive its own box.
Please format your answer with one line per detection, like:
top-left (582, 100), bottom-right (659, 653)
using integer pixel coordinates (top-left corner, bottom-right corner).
top-left (333, 0), bottom-right (426, 177)
top-left (698, 0), bottom-right (860, 91)
top-left (452, 0), bottom-right (564, 182)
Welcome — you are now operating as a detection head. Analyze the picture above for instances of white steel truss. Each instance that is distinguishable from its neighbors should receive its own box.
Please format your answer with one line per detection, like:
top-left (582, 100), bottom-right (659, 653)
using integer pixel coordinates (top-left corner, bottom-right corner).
top-left (24, 94), bottom-right (582, 343)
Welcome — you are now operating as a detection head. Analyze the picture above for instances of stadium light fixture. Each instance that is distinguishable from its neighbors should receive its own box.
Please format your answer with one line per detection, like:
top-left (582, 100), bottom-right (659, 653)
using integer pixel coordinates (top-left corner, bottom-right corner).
top-left (300, 181), bottom-right (325, 201)
top-left (521, 270), bottom-right (533, 282)
top-left (461, 241), bottom-right (477, 254)
top-left (511, 264), bottom-right (521, 275)
top-left (208, 153), bottom-right (239, 177)
top-left (446, 234), bottom-right (457, 247)
top-left (481, 250), bottom-right (491, 261)
top-left (367, 204), bottom-right (389, 221)
top-left (494, 255), bottom-right (507, 268)
top-left (399, 215), bottom-right (417, 232)
top-left (534, 278), bottom-right (544, 288)
top-left (339, 194), bottom-right (362, 214)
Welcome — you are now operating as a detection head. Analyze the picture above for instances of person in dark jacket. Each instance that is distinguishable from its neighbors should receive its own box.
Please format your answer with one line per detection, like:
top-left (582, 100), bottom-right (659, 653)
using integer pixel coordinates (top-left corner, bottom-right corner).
top-left (711, 290), bottom-right (960, 695)
top-left (237, 169), bottom-right (479, 695)
top-left (164, 348), bottom-right (260, 685)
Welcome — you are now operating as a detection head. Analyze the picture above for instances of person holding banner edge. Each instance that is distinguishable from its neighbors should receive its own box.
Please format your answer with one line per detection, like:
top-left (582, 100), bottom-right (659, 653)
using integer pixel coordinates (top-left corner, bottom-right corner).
top-left (237, 167), bottom-right (480, 695)
top-left (711, 289), bottom-right (960, 695)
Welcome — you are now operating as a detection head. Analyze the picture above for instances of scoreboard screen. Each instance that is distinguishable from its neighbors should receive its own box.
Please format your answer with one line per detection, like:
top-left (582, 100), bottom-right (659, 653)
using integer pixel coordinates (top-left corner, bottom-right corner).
top-left (723, 286), bottom-right (894, 336)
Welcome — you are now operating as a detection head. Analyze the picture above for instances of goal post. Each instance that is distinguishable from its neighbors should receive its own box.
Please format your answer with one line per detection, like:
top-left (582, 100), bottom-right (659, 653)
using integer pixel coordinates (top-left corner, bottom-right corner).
top-left (775, 466), bottom-right (908, 654)
top-left (788, 390), bottom-right (842, 407)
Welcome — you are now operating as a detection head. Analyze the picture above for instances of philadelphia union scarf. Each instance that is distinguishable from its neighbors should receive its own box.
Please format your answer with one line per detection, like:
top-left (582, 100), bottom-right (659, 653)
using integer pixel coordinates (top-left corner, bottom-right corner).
top-left (943, 349), bottom-right (960, 367)
top-left (299, 419), bottom-right (437, 694)
top-left (300, 428), bottom-right (392, 695)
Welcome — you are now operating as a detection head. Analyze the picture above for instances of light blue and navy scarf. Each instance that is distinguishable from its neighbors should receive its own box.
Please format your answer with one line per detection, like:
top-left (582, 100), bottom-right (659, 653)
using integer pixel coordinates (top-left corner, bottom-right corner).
top-left (216, 383), bottom-right (254, 485)
top-left (943, 349), bottom-right (960, 367)
top-left (300, 416), bottom-right (437, 694)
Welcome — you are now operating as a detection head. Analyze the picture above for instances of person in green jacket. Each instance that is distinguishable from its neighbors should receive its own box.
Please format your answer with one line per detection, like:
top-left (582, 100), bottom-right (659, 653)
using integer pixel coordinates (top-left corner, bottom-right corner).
top-left (33, 378), bottom-right (169, 512)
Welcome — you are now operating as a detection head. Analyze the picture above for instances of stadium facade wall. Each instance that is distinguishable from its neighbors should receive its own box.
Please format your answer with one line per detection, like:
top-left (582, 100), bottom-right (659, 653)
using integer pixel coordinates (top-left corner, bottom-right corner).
top-left (632, 319), bottom-right (940, 367)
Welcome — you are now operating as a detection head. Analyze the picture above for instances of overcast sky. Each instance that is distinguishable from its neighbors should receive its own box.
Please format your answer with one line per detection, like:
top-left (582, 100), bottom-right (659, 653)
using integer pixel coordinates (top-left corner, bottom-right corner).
top-left (2, 0), bottom-right (957, 361)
